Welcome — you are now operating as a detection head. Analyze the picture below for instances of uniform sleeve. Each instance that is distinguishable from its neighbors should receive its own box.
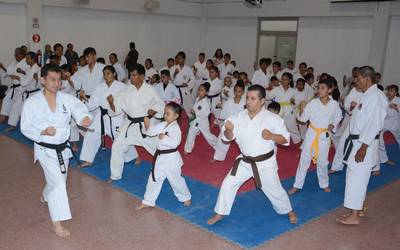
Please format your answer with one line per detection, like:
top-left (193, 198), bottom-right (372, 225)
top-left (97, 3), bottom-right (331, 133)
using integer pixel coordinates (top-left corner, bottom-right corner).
top-left (220, 113), bottom-right (240, 142)
top-left (219, 100), bottom-right (231, 120)
top-left (20, 69), bottom-right (34, 87)
top-left (196, 99), bottom-right (210, 119)
top-left (265, 88), bottom-right (276, 100)
top-left (187, 68), bottom-right (196, 90)
top-left (359, 96), bottom-right (387, 146)
top-left (67, 95), bottom-right (92, 125)
top-left (158, 125), bottom-right (181, 149)
top-left (296, 101), bottom-right (312, 123)
top-left (20, 99), bottom-right (45, 142)
top-left (270, 115), bottom-right (290, 146)
top-left (331, 103), bottom-right (343, 133)
top-left (172, 85), bottom-right (181, 104)
top-left (149, 87), bottom-right (166, 119)
top-left (146, 122), bottom-right (164, 137)
top-left (344, 90), bottom-right (355, 113)
top-left (111, 92), bottom-right (125, 115)
top-left (71, 70), bottom-right (83, 90)
top-left (251, 72), bottom-right (259, 86)
top-left (85, 87), bottom-right (101, 112)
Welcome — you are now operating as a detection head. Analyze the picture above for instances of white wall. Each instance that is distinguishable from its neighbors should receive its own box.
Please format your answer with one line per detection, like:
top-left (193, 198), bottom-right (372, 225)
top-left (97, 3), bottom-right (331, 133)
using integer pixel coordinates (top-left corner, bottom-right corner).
top-left (0, 3), bottom-right (27, 66)
top-left (296, 16), bottom-right (372, 88)
top-left (382, 16), bottom-right (400, 86)
top-left (205, 17), bottom-right (258, 74)
top-left (42, 6), bottom-right (202, 69)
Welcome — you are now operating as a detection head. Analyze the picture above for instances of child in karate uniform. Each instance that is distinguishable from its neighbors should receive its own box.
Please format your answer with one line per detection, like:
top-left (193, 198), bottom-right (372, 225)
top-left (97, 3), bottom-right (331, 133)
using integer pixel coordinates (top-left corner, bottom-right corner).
top-left (184, 82), bottom-right (218, 154)
top-left (288, 79), bottom-right (342, 194)
top-left (137, 102), bottom-right (192, 209)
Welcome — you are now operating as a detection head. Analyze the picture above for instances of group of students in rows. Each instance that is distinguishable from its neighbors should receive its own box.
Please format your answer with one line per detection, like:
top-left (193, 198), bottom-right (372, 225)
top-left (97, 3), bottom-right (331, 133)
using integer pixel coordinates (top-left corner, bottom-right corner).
top-left (0, 43), bottom-right (399, 237)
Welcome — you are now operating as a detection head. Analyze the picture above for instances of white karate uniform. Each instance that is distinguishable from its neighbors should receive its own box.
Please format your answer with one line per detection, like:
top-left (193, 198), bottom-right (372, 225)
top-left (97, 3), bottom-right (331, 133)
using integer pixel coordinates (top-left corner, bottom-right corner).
top-left (218, 62), bottom-right (234, 79)
top-left (304, 82), bottom-right (317, 101)
top-left (160, 66), bottom-right (175, 81)
top-left (272, 71), bottom-right (283, 80)
top-left (251, 69), bottom-right (271, 88)
top-left (343, 84), bottom-right (387, 210)
top-left (220, 85), bottom-right (234, 104)
top-left (193, 61), bottom-right (208, 100)
top-left (153, 82), bottom-right (181, 104)
top-left (145, 67), bottom-right (158, 82)
top-left (293, 98), bottom-right (342, 189)
top-left (142, 121), bottom-right (191, 206)
top-left (184, 97), bottom-right (218, 153)
top-left (110, 83), bottom-right (165, 181)
top-left (331, 88), bottom-right (364, 172)
top-left (112, 62), bottom-right (127, 83)
top-left (214, 109), bottom-right (293, 215)
top-left (213, 97), bottom-right (246, 161)
top-left (46, 55), bottom-right (68, 66)
top-left (266, 85), bottom-right (301, 144)
top-left (80, 80), bottom-right (127, 163)
top-left (172, 65), bottom-right (195, 114)
top-left (208, 77), bottom-right (223, 119)
top-left (281, 68), bottom-right (297, 75)
top-left (0, 58), bottom-right (30, 126)
top-left (60, 79), bottom-right (80, 142)
top-left (71, 62), bottom-right (105, 96)
top-left (293, 88), bottom-right (310, 140)
top-left (21, 91), bottom-right (91, 222)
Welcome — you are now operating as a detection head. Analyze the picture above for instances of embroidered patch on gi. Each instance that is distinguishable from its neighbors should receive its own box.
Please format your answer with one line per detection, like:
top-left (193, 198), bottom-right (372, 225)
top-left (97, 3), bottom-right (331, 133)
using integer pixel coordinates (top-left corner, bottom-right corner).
top-left (62, 104), bottom-right (67, 113)
top-left (198, 105), bottom-right (202, 110)
top-left (358, 103), bottom-right (362, 110)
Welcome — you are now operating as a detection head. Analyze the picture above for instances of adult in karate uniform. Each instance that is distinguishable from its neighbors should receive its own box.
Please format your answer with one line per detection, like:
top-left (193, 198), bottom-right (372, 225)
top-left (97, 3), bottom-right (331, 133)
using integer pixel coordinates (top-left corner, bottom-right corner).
top-left (107, 64), bottom-right (165, 182)
top-left (339, 66), bottom-right (387, 225)
top-left (20, 64), bottom-right (91, 237)
top-left (154, 69), bottom-right (181, 104)
top-left (172, 51), bottom-right (195, 115)
top-left (207, 85), bottom-right (297, 225)
top-left (0, 47), bottom-right (29, 129)
top-left (79, 65), bottom-right (128, 168)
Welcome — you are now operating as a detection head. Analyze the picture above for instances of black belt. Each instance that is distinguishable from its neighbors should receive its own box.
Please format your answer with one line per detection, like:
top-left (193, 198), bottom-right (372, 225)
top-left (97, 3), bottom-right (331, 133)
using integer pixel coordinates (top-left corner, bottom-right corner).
top-left (99, 107), bottom-right (114, 149)
top-left (208, 93), bottom-right (220, 100)
top-left (10, 84), bottom-right (21, 99)
top-left (126, 115), bottom-right (147, 138)
top-left (23, 88), bottom-right (40, 99)
top-left (151, 147), bottom-right (178, 182)
top-left (35, 140), bottom-right (79, 174)
top-left (343, 134), bottom-right (379, 161)
top-left (175, 85), bottom-right (184, 105)
top-left (231, 150), bottom-right (274, 189)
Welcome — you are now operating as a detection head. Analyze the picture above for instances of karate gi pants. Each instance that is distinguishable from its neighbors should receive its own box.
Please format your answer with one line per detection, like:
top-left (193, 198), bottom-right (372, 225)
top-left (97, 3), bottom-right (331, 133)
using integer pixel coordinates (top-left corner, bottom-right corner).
top-left (184, 120), bottom-right (217, 153)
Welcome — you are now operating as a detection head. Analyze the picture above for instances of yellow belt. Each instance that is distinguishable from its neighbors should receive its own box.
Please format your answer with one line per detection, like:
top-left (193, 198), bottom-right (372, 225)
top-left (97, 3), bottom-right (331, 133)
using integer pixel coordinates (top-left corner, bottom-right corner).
top-left (279, 101), bottom-right (292, 107)
top-left (309, 123), bottom-right (329, 164)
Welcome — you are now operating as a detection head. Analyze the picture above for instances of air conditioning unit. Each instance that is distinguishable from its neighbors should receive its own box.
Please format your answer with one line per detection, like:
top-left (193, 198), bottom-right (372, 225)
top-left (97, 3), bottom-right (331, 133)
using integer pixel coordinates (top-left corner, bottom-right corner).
top-left (244, 0), bottom-right (263, 8)
top-left (144, 0), bottom-right (160, 11)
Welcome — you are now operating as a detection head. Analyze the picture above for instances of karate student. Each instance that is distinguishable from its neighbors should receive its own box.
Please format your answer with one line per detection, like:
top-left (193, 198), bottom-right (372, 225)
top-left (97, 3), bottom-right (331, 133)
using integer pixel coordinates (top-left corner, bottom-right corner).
top-left (208, 66), bottom-right (223, 121)
top-left (154, 69), bottom-right (181, 104)
top-left (78, 55), bottom-right (86, 68)
top-left (266, 72), bottom-right (301, 144)
top-left (79, 66), bottom-right (128, 168)
top-left (288, 79), bottom-right (342, 195)
top-left (220, 76), bottom-right (234, 104)
top-left (109, 53), bottom-right (127, 83)
top-left (20, 64), bottom-right (92, 237)
top-left (184, 82), bottom-right (218, 154)
top-left (329, 86), bottom-right (364, 174)
top-left (272, 61), bottom-right (283, 80)
top-left (0, 47), bottom-right (29, 128)
top-left (282, 60), bottom-right (297, 75)
top-left (71, 47), bottom-right (105, 102)
top-left (213, 82), bottom-right (246, 162)
top-left (172, 51), bottom-right (195, 115)
top-left (297, 62), bottom-right (308, 79)
top-left (137, 102), bottom-right (192, 209)
top-left (218, 53), bottom-right (235, 79)
top-left (304, 73), bottom-right (317, 100)
top-left (21, 52), bottom-right (41, 100)
top-left (382, 84), bottom-right (400, 147)
top-left (46, 43), bottom-right (67, 65)
top-left (207, 85), bottom-right (297, 225)
top-left (160, 58), bottom-right (175, 81)
top-left (213, 48), bottom-right (224, 66)
top-left (251, 58), bottom-right (272, 88)
top-left (96, 57), bottom-right (106, 64)
top-left (339, 66), bottom-right (388, 225)
top-left (193, 52), bottom-right (207, 81)
top-left (144, 58), bottom-right (157, 83)
top-left (107, 64), bottom-right (165, 182)
top-left (293, 78), bottom-right (310, 140)
top-left (342, 67), bottom-right (359, 97)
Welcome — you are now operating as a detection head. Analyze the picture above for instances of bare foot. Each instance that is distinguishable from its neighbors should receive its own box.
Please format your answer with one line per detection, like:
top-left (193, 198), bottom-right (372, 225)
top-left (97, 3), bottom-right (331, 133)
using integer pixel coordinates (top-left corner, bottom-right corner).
top-left (328, 169), bottom-right (337, 174)
top-left (372, 170), bottom-right (381, 176)
top-left (71, 143), bottom-right (79, 152)
top-left (5, 126), bottom-right (16, 132)
top-left (136, 203), bottom-right (153, 210)
top-left (323, 187), bottom-right (331, 193)
top-left (288, 187), bottom-right (299, 195)
top-left (210, 159), bottom-right (216, 163)
top-left (134, 157), bottom-right (142, 166)
top-left (385, 160), bottom-right (396, 166)
top-left (78, 162), bottom-right (92, 168)
top-left (183, 200), bottom-right (192, 206)
top-left (52, 222), bottom-right (70, 237)
top-left (184, 151), bottom-right (190, 155)
top-left (288, 211), bottom-right (297, 224)
top-left (0, 116), bottom-right (7, 123)
top-left (106, 178), bottom-right (113, 184)
top-left (338, 216), bottom-right (360, 225)
top-left (207, 214), bottom-right (223, 225)
top-left (40, 196), bottom-right (47, 204)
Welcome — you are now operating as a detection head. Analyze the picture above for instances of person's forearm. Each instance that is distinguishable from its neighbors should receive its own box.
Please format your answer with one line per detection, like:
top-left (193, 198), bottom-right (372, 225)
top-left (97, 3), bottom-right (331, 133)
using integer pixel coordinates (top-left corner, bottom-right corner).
top-left (271, 133), bottom-right (287, 145)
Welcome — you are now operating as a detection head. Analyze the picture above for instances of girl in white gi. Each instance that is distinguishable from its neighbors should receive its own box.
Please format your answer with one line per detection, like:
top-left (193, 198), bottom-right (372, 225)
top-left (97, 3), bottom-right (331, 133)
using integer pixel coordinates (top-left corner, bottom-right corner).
top-left (0, 48), bottom-right (29, 130)
top-left (220, 76), bottom-right (234, 104)
top-left (159, 58), bottom-right (175, 81)
top-left (207, 85), bottom-right (297, 225)
top-left (304, 73), bottom-right (318, 100)
top-left (172, 51), bottom-right (196, 115)
top-left (212, 82), bottom-right (246, 162)
top-left (218, 53), bottom-right (235, 79)
top-left (213, 48), bottom-right (224, 66)
top-left (137, 102), bottom-right (192, 209)
top-left (144, 58), bottom-right (158, 83)
top-left (107, 64), bottom-right (165, 182)
top-left (109, 53), bottom-right (127, 83)
top-left (266, 72), bottom-right (302, 144)
top-left (383, 85), bottom-right (400, 147)
top-left (154, 69), bottom-right (181, 104)
top-left (208, 66), bottom-right (223, 123)
top-left (288, 79), bottom-right (342, 195)
top-left (339, 66), bottom-right (387, 225)
top-left (184, 82), bottom-right (218, 154)
top-left (192, 53), bottom-right (208, 100)
top-left (79, 66), bottom-right (128, 168)
top-left (20, 64), bottom-right (92, 237)
top-left (251, 58), bottom-right (272, 88)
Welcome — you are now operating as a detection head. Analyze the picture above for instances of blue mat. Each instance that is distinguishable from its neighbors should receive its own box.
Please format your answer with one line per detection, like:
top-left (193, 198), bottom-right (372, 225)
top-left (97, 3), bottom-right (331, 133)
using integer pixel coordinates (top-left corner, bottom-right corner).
top-left (2, 123), bottom-right (400, 249)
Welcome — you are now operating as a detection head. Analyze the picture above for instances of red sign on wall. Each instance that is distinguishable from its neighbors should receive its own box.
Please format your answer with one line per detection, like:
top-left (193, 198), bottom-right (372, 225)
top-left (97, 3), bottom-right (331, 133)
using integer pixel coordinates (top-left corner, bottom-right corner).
top-left (32, 34), bottom-right (41, 43)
